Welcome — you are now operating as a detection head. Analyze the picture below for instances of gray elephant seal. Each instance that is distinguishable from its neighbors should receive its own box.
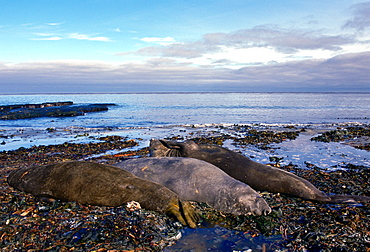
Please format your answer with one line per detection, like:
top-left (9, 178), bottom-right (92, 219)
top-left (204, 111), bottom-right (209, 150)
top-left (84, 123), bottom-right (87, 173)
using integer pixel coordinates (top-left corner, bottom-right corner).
top-left (7, 161), bottom-right (198, 228)
top-left (150, 139), bottom-right (370, 204)
top-left (114, 157), bottom-right (271, 216)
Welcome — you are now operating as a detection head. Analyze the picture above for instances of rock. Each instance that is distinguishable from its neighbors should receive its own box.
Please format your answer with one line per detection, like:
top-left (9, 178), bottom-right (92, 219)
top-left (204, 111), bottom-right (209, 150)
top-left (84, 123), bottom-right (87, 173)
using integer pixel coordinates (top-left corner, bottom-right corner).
top-left (0, 102), bottom-right (116, 120)
top-left (0, 101), bottom-right (73, 111)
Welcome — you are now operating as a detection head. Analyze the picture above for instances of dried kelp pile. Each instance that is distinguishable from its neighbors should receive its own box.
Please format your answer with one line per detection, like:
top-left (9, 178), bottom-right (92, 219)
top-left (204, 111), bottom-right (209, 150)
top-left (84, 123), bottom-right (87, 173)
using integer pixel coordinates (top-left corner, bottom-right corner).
top-left (1, 126), bottom-right (370, 251)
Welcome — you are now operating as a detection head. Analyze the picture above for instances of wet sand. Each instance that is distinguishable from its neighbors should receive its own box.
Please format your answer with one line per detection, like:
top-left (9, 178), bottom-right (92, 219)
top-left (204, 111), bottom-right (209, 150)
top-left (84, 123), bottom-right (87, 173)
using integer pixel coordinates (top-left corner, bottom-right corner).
top-left (1, 124), bottom-right (369, 251)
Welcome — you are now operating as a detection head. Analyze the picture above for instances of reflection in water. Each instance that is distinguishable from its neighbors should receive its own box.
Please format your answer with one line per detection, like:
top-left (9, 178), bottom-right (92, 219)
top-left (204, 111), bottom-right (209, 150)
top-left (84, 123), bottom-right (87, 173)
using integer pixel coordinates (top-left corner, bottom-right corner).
top-left (165, 225), bottom-right (283, 252)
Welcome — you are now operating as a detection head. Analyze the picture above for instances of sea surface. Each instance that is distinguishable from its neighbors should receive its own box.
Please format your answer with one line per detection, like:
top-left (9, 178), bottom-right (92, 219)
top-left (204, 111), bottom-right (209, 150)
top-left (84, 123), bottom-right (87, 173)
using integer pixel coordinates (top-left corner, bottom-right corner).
top-left (1, 92), bottom-right (369, 128)
top-left (1, 92), bottom-right (370, 251)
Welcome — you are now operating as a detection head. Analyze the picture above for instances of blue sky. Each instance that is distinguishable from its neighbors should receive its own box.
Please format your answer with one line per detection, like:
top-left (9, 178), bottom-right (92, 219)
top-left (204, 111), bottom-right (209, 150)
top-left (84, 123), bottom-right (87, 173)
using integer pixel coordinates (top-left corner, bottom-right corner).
top-left (1, 0), bottom-right (369, 93)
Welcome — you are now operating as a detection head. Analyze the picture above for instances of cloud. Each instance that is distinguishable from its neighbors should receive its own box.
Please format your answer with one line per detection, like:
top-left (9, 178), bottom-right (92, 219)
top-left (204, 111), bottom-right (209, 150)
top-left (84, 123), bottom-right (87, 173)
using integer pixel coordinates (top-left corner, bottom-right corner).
top-left (145, 57), bottom-right (189, 67)
top-left (236, 51), bottom-right (370, 87)
top-left (30, 30), bottom-right (112, 42)
top-left (343, 1), bottom-right (370, 30)
top-left (21, 23), bottom-right (35, 27)
top-left (140, 36), bottom-right (176, 45)
top-left (30, 36), bottom-right (62, 41)
top-left (33, 32), bottom-right (54, 36)
top-left (119, 26), bottom-right (356, 66)
top-left (30, 32), bottom-right (62, 41)
top-left (1, 51), bottom-right (369, 93)
top-left (69, 33), bottom-right (111, 42)
top-left (208, 27), bottom-right (354, 52)
top-left (141, 41), bottom-right (215, 58)
top-left (46, 22), bottom-right (64, 26)
top-left (119, 40), bottom-right (219, 59)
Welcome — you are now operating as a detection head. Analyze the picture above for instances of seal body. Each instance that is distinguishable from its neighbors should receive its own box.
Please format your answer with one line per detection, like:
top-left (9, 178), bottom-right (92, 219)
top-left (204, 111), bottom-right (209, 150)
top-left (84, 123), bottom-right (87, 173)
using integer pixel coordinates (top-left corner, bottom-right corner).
top-left (7, 161), bottom-right (198, 228)
top-left (150, 139), bottom-right (368, 203)
top-left (115, 157), bottom-right (271, 216)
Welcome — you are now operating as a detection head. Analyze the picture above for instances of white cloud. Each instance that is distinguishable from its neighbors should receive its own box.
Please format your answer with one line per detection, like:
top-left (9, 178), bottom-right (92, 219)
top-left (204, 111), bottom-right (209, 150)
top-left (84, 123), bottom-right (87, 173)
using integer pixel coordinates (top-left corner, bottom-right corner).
top-left (140, 36), bottom-right (176, 45)
top-left (46, 22), bottom-right (64, 26)
top-left (69, 33), bottom-right (111, 42)
top-left (30, 36), bottom-right (62, 41)
top-left (202, 46), bottom-right (287, 67)
top-left (30, 31), bottom-right (112, 42)
top-left (33, 32), bottom-right (53, 36)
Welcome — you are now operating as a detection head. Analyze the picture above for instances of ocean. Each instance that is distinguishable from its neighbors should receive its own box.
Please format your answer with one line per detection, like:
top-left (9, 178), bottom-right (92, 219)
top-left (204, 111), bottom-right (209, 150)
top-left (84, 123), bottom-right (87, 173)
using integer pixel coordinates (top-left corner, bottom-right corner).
top-left (1, 92), bottom-right (369, 129)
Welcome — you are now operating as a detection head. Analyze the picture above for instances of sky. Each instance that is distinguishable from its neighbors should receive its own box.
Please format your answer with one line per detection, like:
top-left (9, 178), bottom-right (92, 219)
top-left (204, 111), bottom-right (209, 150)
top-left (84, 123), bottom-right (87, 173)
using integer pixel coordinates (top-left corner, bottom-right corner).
top-left (1, 0), bottom-right (370, 93)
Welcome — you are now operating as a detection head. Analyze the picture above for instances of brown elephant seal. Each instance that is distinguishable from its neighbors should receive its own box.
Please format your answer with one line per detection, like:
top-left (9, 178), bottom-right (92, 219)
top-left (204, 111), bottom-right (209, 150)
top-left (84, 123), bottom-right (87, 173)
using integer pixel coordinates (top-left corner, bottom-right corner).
top-left (150, 139), bottom-right (370, 204)
top-left (114, 157), bottom-right (271, 216)
top-left (7, 161), bottom-right (198, 228)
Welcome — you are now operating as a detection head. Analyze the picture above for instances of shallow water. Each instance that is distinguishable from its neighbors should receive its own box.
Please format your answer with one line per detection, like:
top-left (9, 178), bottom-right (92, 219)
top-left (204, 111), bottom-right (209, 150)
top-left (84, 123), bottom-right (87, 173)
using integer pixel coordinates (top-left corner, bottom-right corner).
top-left (164, 226), bottom-right (283, 252)
top-left (228, 129), bottom-right (370, 170)
top-left (271, 131), bottom-right (370, 169)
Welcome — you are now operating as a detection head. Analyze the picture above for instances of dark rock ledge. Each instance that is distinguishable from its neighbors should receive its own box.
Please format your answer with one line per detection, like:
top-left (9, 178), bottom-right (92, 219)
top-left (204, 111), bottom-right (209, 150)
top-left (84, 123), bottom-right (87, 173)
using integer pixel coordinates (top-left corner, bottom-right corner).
top-left (0, 102), bottom-right (116, 120)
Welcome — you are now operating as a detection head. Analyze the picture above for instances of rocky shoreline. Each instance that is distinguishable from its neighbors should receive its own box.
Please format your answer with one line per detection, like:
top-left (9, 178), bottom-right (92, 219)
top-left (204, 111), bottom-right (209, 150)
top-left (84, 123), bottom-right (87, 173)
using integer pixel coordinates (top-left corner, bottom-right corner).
top-left (0, 125), bottom-right (369, 251)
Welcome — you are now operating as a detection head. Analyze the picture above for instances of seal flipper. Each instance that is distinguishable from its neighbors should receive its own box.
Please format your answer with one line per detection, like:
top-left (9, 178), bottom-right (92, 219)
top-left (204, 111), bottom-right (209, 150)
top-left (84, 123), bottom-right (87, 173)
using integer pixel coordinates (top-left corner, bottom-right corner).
top-left (165, 198), bottom-right (199, 228)
top-left (180, 201), bottom-right (200, 228)
top-left (326, 194), bottom-right (370, 204)
top-left (39, 196), bottom-right (57, 203)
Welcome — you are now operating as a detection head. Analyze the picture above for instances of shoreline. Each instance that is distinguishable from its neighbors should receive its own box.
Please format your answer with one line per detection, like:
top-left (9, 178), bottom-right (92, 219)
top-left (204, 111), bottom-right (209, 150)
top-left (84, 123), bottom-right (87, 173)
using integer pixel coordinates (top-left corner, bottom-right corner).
top-left (1, 124), bottom-right (369, 251)
top-left (1, 123), bottom-right (369, 170)
top-left (0, 121), bottom-right (368, 151)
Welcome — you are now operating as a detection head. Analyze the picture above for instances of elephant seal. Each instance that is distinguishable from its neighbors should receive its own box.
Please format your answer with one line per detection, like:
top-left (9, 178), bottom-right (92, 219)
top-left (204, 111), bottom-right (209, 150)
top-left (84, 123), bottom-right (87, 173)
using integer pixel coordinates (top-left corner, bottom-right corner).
top-left (150, 139), bottom-right (370, 204)
top-left (114, 157), bottom-right (271, 216)
top-left (7, 161), bottom-right (198, 228)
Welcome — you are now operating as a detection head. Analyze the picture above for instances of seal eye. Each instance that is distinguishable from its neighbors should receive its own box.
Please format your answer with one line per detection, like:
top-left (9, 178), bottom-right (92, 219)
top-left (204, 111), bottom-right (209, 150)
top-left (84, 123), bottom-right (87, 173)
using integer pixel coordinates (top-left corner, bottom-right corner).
top-left (126, 185), bottom-right (136, 190)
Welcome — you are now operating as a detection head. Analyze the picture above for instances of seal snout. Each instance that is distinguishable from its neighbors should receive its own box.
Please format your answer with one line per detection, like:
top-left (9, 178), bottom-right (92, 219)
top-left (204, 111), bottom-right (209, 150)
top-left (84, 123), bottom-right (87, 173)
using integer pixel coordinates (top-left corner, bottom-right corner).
top-left (149, 139), bottom-right (182, 157)
top-left (253, 197), bottom-right (272, 216)
top-left (236, 194), bottom-right (271, 216)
